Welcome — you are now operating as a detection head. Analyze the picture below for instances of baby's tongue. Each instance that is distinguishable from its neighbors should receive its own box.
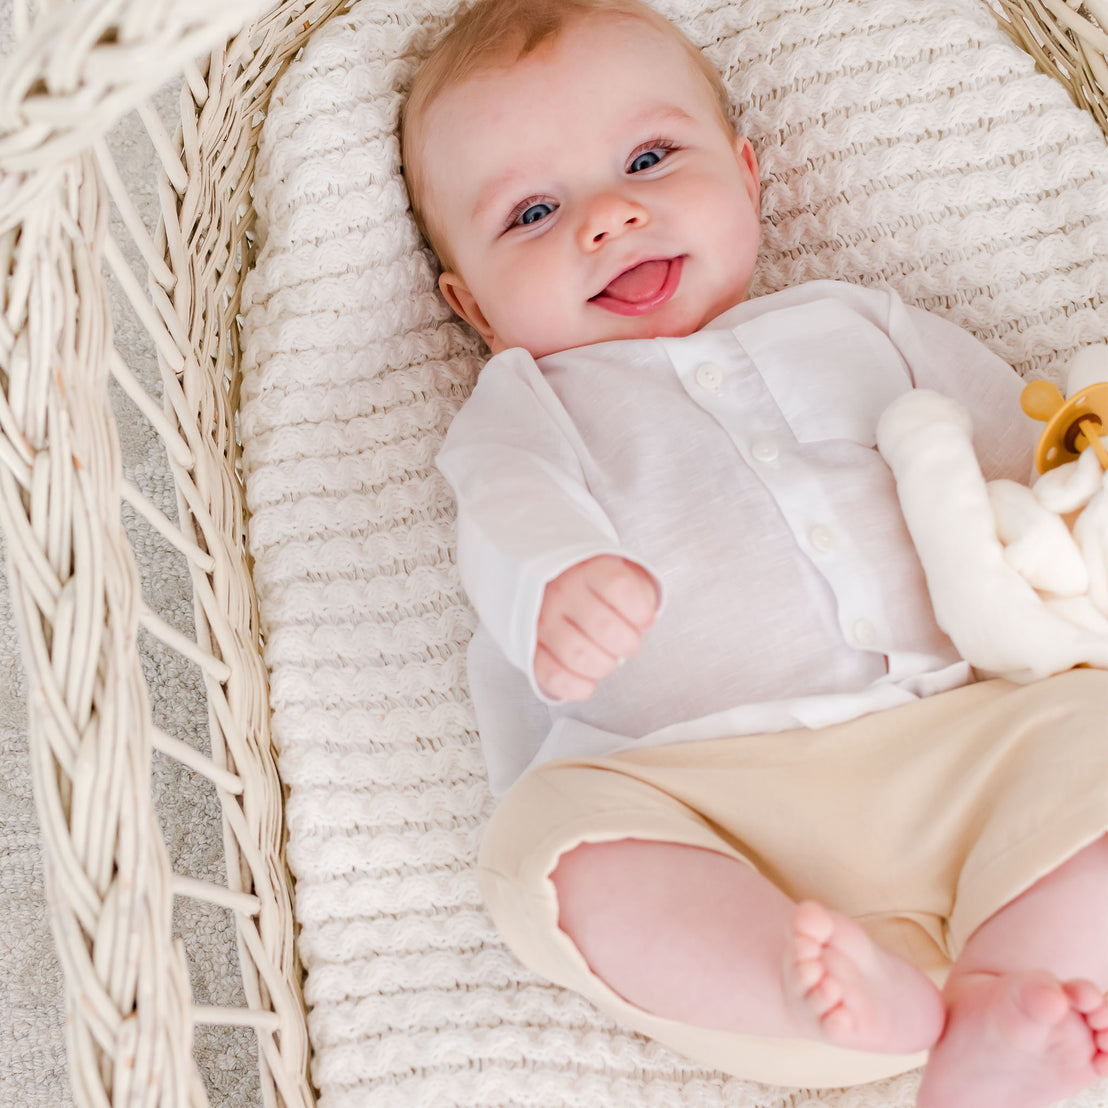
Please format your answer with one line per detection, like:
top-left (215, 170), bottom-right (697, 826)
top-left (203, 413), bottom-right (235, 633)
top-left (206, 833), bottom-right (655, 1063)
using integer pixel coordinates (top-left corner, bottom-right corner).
top-left (601, 259), bottom-right (669, 302)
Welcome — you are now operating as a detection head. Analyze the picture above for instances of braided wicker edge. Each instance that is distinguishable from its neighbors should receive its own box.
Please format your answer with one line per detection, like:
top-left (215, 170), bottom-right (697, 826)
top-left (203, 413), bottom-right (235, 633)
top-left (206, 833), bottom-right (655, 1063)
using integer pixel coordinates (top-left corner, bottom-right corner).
top-left (0, 0), bottom-right (357, 1104)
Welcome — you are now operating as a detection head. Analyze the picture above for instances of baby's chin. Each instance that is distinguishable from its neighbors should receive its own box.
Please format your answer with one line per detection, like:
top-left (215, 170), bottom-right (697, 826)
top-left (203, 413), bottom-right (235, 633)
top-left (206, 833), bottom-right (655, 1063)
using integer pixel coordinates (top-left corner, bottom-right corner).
top-left (504, 304), bottom-right (724, 359)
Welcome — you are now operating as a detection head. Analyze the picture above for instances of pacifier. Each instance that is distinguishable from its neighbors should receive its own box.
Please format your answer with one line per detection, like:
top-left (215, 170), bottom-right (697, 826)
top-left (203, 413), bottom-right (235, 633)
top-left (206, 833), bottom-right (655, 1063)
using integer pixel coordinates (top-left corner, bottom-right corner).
top-left (1021, 346), bottom-right (1108, 473)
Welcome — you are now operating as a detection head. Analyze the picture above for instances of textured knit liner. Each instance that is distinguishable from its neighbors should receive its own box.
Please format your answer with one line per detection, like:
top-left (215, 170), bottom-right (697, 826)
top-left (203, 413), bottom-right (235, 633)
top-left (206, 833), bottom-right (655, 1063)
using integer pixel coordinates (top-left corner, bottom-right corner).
top-left (239, 1), bottom-right (1108, 1105)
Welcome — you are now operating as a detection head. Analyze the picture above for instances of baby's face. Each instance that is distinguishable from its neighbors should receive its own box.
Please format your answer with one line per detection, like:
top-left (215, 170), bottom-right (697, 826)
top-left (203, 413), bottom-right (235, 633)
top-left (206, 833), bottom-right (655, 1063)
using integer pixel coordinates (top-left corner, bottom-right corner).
top-left (419, 13), bottom-right (761, 359)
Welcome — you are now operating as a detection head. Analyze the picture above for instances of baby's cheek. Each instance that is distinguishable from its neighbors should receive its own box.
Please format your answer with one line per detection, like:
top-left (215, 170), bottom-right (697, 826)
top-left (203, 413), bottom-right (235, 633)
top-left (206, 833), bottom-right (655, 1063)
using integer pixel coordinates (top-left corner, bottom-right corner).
top-left (495, 280), bottom-right (566, 354)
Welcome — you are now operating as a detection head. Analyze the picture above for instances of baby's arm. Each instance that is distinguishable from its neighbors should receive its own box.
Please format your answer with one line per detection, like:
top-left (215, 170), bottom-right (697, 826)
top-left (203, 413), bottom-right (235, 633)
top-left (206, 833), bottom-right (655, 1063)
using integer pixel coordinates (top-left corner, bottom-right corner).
top-left (535, 555), bottom-right (659, 701)
top-left (437, 348), bottom-right (662, 703)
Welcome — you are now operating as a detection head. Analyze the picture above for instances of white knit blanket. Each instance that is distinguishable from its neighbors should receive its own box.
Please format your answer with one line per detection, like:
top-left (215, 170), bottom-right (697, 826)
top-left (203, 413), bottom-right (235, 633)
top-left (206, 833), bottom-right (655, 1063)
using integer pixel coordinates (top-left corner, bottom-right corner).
top-left (239, 1), bottom-right (1108, 1105)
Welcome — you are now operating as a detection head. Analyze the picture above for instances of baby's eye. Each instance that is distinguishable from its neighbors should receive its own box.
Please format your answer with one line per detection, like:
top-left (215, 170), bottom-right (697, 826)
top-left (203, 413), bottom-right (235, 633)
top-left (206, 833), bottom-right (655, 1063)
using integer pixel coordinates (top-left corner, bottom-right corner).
top-left (627, 142), bottom-right (675, 173)
top-left (510, 200), bottom-right (557, 228)
top-left (629, 150), bottom-right (664, 172)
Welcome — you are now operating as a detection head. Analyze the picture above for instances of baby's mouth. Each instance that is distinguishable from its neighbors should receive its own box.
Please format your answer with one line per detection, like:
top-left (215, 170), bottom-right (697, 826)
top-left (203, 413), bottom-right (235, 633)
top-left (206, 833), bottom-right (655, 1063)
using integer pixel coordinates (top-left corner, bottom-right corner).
top-left (589, 257), bottom-right (684, 316)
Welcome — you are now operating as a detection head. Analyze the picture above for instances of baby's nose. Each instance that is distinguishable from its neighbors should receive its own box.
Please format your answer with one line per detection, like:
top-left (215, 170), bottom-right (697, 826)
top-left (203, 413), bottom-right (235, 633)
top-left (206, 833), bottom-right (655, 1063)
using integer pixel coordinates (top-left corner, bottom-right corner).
top-left (578, 194), bottom-right (649, 249)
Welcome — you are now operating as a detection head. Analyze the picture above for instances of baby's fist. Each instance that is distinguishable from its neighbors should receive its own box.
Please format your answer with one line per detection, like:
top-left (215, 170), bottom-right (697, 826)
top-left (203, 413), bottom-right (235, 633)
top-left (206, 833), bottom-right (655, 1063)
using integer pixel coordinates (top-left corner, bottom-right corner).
top-left (534, 555), bottom-right (659, 701)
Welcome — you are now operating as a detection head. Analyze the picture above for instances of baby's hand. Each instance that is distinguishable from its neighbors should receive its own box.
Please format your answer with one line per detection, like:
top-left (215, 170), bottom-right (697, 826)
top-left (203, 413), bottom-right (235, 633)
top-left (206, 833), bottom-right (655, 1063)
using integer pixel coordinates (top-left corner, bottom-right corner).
top-left (534, 555), bottom-right (659, 701)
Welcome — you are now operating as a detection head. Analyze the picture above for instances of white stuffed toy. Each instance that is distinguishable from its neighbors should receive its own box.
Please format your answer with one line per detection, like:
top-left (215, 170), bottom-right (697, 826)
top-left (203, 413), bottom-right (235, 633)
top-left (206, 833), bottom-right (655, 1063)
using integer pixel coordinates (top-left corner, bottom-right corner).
top-left (877, 345), bottom-right (1108, 682)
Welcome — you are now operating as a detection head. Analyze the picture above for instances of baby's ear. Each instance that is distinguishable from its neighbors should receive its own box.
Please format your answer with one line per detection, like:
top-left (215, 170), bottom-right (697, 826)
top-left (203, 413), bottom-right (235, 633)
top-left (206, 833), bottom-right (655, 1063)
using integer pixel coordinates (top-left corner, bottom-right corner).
top-left (732, 135), bottom-right (760, 212)
top-left (438, 272), bottom-right (497, 347)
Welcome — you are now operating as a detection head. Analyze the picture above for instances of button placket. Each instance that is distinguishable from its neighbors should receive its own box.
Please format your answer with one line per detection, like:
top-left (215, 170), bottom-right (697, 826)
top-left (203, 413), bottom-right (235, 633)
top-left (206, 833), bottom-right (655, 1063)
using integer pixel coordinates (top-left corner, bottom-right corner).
top-left (671, 327), bottom-right (893, 667)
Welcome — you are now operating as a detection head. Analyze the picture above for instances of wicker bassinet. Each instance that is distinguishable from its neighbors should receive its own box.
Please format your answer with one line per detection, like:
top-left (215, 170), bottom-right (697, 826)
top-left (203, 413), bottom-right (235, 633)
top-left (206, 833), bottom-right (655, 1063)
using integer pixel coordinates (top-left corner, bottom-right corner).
top-left (0, 0), bottom-right (1106, 1105)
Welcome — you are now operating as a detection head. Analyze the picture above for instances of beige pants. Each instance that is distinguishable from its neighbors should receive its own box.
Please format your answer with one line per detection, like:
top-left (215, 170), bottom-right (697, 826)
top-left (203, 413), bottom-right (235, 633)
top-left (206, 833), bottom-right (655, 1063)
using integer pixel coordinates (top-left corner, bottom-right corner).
top-left (478, 670), bottom-right (1108, 1088)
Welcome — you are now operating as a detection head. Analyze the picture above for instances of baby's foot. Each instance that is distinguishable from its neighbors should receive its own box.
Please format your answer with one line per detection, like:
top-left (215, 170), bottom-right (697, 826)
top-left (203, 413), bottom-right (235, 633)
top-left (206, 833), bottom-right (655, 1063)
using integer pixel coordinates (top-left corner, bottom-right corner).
top-left (917, 971), bottom-right (1108, 1108)
top-left (786, 901), bottom-right (945, 1053)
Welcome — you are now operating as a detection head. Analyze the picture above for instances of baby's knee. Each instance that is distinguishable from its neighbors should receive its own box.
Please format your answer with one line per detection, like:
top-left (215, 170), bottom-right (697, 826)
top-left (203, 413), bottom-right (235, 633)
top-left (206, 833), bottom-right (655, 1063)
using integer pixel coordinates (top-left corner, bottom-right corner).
top-left (550, 839), bottom-right (647, 937)
top-left (549, 838), bottom-right (610, 892)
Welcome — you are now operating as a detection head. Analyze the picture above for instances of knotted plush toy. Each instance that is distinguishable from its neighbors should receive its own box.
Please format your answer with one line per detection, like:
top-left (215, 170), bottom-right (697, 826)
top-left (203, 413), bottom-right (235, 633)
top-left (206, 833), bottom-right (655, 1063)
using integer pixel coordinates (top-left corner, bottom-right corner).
top-left (877, 346), bottom-right (1108, 682)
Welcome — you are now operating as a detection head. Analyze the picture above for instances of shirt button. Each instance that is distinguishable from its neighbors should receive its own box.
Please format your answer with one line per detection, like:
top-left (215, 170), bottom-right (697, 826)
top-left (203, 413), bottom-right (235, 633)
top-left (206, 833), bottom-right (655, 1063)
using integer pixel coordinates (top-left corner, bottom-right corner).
top-left (851, 619), bottom-right (877, 647)
top-left (751, 440), bottom-right (778, 463)
top-left (809, 525), bottom-right (836, 552)
top-left (694, 362), bottom-right (724, 391)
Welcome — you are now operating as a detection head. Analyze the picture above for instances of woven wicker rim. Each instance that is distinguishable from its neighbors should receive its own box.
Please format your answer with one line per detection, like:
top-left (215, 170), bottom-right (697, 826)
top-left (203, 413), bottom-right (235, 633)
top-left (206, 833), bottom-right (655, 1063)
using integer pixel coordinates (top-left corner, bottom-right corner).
top-left (0, 0), bottom-right (1104, 1105)
top-left (0, 0), bottom-right (357, 1103)
top-left (991, 0), bottom-right (1108, 133)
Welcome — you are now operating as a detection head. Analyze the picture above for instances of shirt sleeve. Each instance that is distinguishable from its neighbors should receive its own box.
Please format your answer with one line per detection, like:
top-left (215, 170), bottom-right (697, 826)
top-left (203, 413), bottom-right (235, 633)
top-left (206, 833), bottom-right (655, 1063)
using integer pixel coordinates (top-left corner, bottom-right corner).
top-left (436, 347), bottom-right (661, 698)
top-left (881, 293), bottom-right (1038, 482)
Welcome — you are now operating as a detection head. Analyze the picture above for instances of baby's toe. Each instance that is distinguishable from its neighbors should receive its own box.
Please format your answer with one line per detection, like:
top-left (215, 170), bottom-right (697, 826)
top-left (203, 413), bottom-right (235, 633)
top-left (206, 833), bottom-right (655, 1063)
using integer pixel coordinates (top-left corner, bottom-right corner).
top-left (793, 900), bottom-right (835, 944)
top-left (807, 971), bottom-right (845, 1012)
top-left (1062, 979), bottom-right (1104, 1015)
top-left (821, 1002), bottom-right (857, 1038)
top-left (792, 933), bottom-right (824, 962)
top-left (792, 957), bottom-right (824, 993)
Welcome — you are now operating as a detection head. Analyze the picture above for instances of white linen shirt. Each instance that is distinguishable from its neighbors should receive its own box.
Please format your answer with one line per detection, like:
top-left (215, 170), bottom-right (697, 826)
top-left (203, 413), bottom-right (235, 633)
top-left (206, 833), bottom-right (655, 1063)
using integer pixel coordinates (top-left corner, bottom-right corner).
top-left (437, 280), bottom-right (1037, 795)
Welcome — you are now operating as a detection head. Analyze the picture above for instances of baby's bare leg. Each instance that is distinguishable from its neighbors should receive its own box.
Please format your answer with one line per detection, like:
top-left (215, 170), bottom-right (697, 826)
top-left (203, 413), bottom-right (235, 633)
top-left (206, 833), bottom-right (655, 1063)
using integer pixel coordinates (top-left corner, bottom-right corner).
top-left (918, 834), bottom-right (1108, 1108)
top-left (551, 838), bottom-right (943, 1053)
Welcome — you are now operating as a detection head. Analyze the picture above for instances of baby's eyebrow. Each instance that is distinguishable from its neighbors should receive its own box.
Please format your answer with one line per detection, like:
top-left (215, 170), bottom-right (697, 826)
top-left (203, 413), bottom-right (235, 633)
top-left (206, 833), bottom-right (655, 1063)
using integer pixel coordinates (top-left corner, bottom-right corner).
top-left (627, 103), bottom-right (697, 131)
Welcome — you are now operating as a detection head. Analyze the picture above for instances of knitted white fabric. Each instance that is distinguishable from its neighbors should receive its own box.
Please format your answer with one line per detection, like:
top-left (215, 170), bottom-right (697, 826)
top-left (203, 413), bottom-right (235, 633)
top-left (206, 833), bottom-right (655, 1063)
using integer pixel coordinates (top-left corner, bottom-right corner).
top-left (239, 1), bottom-right (1108, 1105)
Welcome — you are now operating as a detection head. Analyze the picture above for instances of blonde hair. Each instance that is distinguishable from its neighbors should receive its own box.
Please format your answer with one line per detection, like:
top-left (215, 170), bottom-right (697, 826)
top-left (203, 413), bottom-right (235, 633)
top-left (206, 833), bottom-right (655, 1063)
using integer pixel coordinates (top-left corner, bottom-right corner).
top-left (400, 0), bottom-right (733, 268)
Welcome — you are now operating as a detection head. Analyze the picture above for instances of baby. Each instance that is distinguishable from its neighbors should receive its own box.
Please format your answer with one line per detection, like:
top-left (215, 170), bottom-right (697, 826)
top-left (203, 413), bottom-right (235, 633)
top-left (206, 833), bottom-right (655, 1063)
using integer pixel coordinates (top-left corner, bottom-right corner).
top-left (401, 0), bottom-right (1108, 1103)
